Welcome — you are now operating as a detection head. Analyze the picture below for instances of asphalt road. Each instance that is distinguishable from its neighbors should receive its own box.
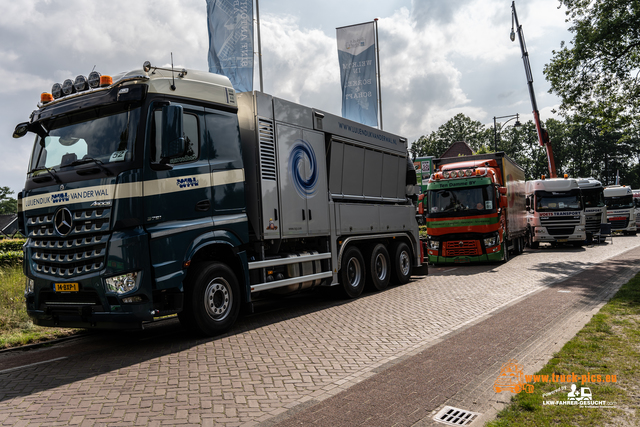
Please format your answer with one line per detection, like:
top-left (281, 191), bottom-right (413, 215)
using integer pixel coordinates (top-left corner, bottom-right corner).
top-left (1, 236), bottom-right (639, 426)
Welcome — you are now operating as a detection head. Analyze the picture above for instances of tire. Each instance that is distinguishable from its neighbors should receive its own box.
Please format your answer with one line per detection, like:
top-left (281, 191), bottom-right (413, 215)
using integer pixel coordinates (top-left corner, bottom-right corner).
top-left (502, 239), bottom-right (510, 262)
top-left (180, 262), bottom-right (240, 336)
top-left (528, 229), bottom-right (539, 249)
top-left (391, 242), bottom-right (412, 285)
top-left (340, 246), bottom-right (366, 298)
top-left (366, 243), bottom-right (391, 292)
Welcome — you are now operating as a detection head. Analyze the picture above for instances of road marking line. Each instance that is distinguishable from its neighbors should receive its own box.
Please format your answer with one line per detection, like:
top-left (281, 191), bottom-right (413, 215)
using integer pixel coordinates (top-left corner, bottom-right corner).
top-left (0, 357), bottom-right (67, 375)
top-left (558, 290), bottom-right (571, 293)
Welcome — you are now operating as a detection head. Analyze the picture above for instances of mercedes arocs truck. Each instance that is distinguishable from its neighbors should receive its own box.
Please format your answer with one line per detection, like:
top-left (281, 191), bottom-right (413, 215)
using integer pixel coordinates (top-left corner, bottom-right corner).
top-left (604, 185), bottom-right (637, 235)
top-left (576, 178), bottom-right (607, 242)
top-left (525, 177), bottom-right (586, 248)
top-left (424, 152), bottom-right (526, 263)
top-left (13, 62), bottom-right (421, 335)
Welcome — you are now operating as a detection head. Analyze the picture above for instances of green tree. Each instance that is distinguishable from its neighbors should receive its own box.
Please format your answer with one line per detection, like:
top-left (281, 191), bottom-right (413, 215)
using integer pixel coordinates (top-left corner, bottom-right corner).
top-left (544, 0), bottom-right (640, 130)
top-left (0, 187), bottom-right (18, 214)
top-left (410, 113), bottom-right (492, 158)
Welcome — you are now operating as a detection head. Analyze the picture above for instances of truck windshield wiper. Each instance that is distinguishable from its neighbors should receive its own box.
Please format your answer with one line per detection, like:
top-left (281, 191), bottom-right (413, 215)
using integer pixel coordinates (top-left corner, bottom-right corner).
top-left (69, 157), bottom-right (113, 176)
top-left (31, 166), bottom-right (61, 184)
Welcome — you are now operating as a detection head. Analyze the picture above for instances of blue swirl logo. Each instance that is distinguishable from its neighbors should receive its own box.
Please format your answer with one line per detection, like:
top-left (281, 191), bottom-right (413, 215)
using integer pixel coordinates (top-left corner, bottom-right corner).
top-left (289, 139), bottom-right (318, 198)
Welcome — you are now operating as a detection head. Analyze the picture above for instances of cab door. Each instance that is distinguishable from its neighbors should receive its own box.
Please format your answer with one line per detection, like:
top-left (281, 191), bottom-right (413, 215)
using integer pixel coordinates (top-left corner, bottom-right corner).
top-left (143, 102), bottom-right (212, 287)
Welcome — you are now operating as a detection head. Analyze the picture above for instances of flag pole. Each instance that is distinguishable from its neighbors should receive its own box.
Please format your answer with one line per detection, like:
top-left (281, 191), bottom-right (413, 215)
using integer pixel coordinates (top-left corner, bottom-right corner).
top-left (374, 18), bottom-right (383, 130)
top-left (255, 0), bottom-right (264, 92)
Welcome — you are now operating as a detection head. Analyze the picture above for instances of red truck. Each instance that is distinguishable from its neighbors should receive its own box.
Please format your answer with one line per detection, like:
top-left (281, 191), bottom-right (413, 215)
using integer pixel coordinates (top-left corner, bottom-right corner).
top-left (423, 152), bottom-right (526, 263)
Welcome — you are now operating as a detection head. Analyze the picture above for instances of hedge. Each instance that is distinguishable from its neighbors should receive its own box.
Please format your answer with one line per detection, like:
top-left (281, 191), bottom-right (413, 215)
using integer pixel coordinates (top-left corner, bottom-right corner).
top-left (0, 239), bottom-right (25, 266)
top-left (0, 239), bottom-right (26, 252)
top-left (0, 251), bottom-right (23, 266)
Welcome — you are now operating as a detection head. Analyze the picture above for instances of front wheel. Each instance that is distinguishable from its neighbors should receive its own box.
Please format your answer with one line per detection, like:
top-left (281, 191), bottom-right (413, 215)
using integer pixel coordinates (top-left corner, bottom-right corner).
top-left (391, 242), bottom-right (412, 285)
top-left (180, 262), bottom-right (240, 336)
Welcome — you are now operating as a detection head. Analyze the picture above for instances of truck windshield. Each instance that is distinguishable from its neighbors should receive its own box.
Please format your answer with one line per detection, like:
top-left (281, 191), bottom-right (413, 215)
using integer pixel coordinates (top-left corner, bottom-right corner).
top-left (29, 104), bottom-right (140, 173)
top-left (535, 189), bottom-right (582, 211)
top-left (428, 185), bottom-right (495, 214)
top-left (605, 195), bottom-right (633, 209)
top-left (582, 188), bottom-right (605, 208)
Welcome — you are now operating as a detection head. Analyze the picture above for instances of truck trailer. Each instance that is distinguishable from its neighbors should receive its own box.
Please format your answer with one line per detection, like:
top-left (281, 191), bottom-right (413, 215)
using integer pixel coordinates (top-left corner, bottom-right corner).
top-left (604, 185), bottom-right (637, 235)
top-left (13, 62), bottom-right (422, 335)
top-left (424, 152), bottom-right (526, 263)
top-left (525, 177), bottom-right (586, 248)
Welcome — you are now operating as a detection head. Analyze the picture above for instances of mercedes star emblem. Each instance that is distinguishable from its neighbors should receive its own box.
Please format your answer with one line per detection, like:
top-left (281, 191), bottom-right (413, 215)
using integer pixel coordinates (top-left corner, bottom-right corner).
top-left (54, 207), bottom-right (73, 236)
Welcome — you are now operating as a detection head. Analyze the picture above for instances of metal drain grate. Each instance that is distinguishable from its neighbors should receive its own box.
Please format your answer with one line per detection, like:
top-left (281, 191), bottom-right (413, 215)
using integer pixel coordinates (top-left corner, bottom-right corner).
top-left (433, 406), bottom-right (480, 426)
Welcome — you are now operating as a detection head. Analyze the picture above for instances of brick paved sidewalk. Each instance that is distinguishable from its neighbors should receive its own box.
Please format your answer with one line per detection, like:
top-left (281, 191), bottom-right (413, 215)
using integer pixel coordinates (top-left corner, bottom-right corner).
top-left (270, 246), bottom-right (640, 427)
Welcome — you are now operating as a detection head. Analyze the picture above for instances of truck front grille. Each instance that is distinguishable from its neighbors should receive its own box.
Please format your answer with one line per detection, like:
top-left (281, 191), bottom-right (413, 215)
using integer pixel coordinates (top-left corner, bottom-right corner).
top-left (443, 240), bottom-right (481, 257)
top-left (26, 208), bottom-right (111, 278)
top-left (585, 214), bottom-right (602, 234)
top-left (547, 226), bottom-right (576, 236)
top-left (610, 218), bottom-right (629, 230)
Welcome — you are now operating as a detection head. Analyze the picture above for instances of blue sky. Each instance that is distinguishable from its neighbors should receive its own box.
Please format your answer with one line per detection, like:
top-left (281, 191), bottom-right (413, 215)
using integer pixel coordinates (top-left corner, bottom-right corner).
top-left (0, 0), bottom-right (571, 194)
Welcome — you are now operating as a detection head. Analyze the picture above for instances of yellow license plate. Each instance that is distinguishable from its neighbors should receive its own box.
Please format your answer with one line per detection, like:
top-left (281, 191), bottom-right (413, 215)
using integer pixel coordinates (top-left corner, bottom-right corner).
top-left (55, 282), bottom-right (79, 292)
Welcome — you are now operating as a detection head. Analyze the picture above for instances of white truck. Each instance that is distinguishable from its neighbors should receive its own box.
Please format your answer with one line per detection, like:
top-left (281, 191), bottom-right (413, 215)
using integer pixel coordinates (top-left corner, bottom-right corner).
top-left (633, 189), bottom-right (640, 228)
top-left (576, 178), bottom-right (607, 242)
top-left (604, 185), bottom-right (637, 235)
top-left (525, 177), bottom-right (586, 248)
top-left (13, 61), bottom-right (422, 336)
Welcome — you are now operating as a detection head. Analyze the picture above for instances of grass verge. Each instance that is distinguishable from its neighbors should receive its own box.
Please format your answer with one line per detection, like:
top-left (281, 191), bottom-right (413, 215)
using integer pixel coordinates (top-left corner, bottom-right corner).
top-left (486, 273), bottom-right (640, 426)
top-left (0, 264), bottom-right (81, 349)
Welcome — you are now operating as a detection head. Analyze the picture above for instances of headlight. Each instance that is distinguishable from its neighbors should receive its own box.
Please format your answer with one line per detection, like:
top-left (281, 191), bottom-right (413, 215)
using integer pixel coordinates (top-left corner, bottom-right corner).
top-left (62, 79), bottom-right (75, 96)
top-left (484, 235), bottom-right (498, 247)
top-left (428, 240), bottom-right (440, 249)
top-left (576, 226), bottom-right (585, 232)
top-left (25, 278), bottom-right (34, 295)
top-left (105, 272), bottom-right (140, 295)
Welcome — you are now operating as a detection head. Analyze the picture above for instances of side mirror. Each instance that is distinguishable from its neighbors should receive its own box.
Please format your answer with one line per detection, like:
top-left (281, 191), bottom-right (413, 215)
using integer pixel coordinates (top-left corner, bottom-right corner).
top-left (13, 122), bottom-right (29, 139)
top-left (525, 196), bottom-right (531, 211)
top-left (498, 187), bottom-right (507, 196)
top-left (499, 195), bottom-right (508, 209)
top-left (161, 105), bottom-right (185, 159)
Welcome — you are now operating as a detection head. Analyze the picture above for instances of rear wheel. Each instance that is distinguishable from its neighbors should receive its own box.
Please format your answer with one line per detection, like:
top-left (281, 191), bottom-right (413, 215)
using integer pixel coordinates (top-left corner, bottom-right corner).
top-left (528, 228), bottom-right (539, 249)
top-left (366, 244), bottom-right (390, 291)
top-left (180, 262), bottom-right (240, 336)
top-left (391, 242), bottom-right (412, 285)
top-left (502, 239), bottom-right (510, 262)
top-left (341, 246), bottom-right (366, 298)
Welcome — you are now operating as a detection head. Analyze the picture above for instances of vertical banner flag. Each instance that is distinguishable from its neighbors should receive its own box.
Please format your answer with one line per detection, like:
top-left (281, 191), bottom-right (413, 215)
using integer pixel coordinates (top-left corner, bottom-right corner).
top-left (336, 22), bottom-right (379, 127)
top-left (206, 0), bottom-right (254, 92)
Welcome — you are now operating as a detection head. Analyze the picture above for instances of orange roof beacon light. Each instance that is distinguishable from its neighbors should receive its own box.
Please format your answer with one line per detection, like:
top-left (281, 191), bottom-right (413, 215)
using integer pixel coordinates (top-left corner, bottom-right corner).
top-left (40, 92), bottom-right (54, 104)
top-left (564, 174), bottom-right (568, 179)
top-left (100, 75), bottom-right (113, 87)
top-left (541, 175), bottom-right (546, 180)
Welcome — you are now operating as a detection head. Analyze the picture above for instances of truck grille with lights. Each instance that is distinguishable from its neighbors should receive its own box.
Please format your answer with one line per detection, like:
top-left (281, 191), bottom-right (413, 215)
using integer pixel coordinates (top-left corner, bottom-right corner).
top-left (443, 240), bottom-right (481, 257)
top-left (609, 216), bottom-right (629, 230)
top-left (585, 213), bottom-right (603, 235)
top-left (26, 208), bottom-right (111, 278)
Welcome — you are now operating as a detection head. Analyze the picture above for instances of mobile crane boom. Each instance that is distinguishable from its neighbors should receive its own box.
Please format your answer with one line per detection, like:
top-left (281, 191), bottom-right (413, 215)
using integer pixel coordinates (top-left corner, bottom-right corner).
top-left (511, 1), bottom-right (557, 178)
